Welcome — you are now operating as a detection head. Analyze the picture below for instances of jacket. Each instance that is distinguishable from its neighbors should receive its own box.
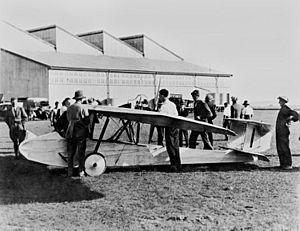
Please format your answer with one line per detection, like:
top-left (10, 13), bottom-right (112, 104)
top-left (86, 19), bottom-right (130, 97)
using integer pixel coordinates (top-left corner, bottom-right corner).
top-left (5, 105), bottom-right (28, 129)
top-left (65, 103), bottom-right (90, 139)
top-left (193, 100), bottom-right (212, 122)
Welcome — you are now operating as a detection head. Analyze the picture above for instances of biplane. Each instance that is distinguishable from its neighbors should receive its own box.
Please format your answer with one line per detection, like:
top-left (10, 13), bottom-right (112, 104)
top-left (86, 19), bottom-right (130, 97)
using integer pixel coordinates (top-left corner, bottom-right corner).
top-left (19, 106), bottom-right (272, 176)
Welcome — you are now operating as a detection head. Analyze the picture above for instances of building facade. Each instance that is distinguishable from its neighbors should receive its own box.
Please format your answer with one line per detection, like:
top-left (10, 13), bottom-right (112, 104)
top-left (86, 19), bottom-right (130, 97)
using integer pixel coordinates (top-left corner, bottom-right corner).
top-left (0, 21), bottom-right (232, 106)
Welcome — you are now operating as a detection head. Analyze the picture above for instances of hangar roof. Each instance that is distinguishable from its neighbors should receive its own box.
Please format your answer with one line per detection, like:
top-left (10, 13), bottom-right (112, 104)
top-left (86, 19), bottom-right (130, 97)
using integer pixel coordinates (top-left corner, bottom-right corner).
top-left (1, 49), bottom-right (232, 77)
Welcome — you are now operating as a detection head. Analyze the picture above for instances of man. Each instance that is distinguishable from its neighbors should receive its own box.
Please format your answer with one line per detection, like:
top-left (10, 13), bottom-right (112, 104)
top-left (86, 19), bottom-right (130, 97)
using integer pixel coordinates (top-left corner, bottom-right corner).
top-left (158, 89), bottom-right (181, 172)
top-left (205, 94), bottom-right (217, 146)
top-left (65, 90), bottom-right (90, 177)
top-left (230, 96), bottom-right (243, 119)
top-left (222, 102), bottom-right (231, 140)
top-left (189, 90), bottom-right (213, 150)
top-left (5, 97), bottom-right (28, 159)
top-left (241, 100), bottom-right (254, 119)
top-left (177, 99), bottom-right (189, 147)
top-left (56, 97), bottom-right (71, 137)
top-left (148, 97), bottom-right (164, 145)
top-left (275, 96), bottom-right (299, 170)
top-left (50, 101), bottom-right (59, 131)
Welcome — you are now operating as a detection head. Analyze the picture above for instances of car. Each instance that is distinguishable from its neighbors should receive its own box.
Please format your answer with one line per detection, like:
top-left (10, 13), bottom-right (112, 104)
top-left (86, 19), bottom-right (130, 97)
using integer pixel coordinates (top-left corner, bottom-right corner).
top-left (0, 102), bottom-right (11, 121)
top-left (18, 97), bottom-right (50, 120)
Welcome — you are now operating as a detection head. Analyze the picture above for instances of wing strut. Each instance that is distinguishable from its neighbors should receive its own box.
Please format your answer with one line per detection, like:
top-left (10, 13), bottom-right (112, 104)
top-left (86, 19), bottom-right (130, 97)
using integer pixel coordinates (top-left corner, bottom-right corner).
top-left (93, 116), bottom-right (110, 153)
top-left (107, 120), bottom-right (132, 142)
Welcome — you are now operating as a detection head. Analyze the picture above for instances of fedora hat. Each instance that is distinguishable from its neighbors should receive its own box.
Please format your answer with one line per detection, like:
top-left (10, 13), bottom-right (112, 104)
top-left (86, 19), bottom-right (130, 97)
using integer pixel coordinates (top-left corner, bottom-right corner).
top-left (73, 90), bottom-right (86, 100)
top-left (242, 100), bottom-right (249, 106)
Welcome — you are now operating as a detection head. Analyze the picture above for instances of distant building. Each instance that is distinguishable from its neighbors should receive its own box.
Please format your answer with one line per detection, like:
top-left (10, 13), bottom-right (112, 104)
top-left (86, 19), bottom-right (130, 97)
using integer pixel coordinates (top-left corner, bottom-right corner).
top-left (0, 20), bottom-right (232, 106)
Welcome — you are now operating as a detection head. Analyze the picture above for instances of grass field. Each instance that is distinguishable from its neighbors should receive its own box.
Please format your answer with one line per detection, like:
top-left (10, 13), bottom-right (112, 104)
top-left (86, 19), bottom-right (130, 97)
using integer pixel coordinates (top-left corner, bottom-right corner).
top-left (0, 110), bottom-right (299, 230)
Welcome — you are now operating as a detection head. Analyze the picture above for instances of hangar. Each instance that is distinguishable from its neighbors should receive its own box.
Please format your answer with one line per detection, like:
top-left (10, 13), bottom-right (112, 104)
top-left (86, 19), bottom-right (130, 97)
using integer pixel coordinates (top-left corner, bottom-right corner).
top-left (0, 20), bottom-right (232, 106)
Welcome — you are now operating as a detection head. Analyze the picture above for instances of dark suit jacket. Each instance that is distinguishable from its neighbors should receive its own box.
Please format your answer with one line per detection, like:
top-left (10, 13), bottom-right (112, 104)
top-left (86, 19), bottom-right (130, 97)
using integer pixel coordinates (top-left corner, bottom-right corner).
top-left (5, 106), bottom-right (28, 129)
top-left (193, 100), bottom-right (212, 122)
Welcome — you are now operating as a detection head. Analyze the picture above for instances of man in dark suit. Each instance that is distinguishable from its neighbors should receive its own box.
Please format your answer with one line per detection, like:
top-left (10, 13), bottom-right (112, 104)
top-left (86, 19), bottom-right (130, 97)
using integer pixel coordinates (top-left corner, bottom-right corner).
top-left (5, 97), bottom-right (28, 159)
top-left (65, 90), bottom-right (91, 177)
top-left (189, 90), bottom-right (213, 150)
top-left (205, 94), bottom-right (217, 146)
top-left (276, 96), bottom-right (299, 170)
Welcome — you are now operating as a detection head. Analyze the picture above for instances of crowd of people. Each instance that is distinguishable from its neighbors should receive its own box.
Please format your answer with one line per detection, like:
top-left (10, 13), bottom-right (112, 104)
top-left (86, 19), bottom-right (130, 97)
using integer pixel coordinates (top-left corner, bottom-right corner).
top-left (3, 89), bottom-right (300, 175)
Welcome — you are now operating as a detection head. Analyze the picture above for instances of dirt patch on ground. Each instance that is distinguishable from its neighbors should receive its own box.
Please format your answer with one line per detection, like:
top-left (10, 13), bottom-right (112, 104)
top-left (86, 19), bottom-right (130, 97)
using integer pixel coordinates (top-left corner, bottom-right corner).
top-left (0, 118), bottom-right (299, 230)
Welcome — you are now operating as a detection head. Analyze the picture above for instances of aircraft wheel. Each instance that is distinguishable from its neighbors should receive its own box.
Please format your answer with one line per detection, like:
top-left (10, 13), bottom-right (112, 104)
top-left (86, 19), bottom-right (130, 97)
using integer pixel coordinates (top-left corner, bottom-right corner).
top-left (84, 153), bottom-right (106, 176)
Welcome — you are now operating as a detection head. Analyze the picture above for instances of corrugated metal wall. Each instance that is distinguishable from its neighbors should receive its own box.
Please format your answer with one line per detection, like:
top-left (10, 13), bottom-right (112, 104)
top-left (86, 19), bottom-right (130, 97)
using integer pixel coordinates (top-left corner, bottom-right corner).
top-left (0, 50), bottom-right (49, 100)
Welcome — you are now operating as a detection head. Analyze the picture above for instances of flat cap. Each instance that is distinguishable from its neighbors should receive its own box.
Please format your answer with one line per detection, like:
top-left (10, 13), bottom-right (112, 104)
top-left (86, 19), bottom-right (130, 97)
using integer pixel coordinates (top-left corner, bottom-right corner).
top-left (278, 96), bottom-right (288, 103)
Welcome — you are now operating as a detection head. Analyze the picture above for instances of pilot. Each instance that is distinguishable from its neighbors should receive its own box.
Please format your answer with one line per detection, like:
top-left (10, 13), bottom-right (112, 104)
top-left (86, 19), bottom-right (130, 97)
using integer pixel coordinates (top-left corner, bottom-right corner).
top-left (158, 89), bottom-right (181, 172)
top-left (4, 97), bottom-right (28, 159)
top-left (276, 96), bottom-right (299, 170)
top-left (65, 90), bottom-right (90, 177)
top-left (189, 90), bottom-right (213, 150)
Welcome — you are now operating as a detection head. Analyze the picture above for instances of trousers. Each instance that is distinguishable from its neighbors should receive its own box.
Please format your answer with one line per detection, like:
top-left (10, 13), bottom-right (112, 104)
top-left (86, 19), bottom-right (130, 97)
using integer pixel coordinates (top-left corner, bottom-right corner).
top-left (165, 127), bottom-right (181, 169)
top-left (276, 128), bottom-right (292, 167)
top-left (9, 125), bottom-right (26, 157)
top-left (189, 130), bottom-right (213, 150)
top-left (67, 137), bottom-right (87, 176)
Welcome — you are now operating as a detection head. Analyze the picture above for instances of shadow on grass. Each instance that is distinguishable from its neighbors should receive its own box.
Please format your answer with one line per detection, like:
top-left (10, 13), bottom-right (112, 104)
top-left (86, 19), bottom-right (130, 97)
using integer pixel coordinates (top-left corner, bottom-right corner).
top-left (0, 156), bottom-right (104, 205)
top-left (257, 166), bottom-right (300, 172)
top-left (105, 162), bottom-right (276, 173)
top-left (105, 162), bottom-right (300, 173)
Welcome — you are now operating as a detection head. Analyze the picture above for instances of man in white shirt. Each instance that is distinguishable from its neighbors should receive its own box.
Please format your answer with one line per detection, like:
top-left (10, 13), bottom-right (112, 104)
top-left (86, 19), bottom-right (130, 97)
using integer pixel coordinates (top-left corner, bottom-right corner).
top-left (222, 102), bottom-right (231, 140)
top-left (242, 100), bottom-right (254, 119)
top-left (159, 89), bottom-right (181, 172)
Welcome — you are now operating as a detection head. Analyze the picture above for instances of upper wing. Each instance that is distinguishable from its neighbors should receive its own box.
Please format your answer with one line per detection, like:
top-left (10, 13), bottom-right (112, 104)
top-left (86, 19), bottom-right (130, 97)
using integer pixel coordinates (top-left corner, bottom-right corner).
top-left (89, 105), bottom-right (236, 136)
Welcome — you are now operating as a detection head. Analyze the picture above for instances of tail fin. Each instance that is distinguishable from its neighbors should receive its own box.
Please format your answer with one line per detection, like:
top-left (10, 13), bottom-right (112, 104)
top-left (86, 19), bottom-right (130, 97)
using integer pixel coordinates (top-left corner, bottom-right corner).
top-left (227, 119), bottom-right (273, 153)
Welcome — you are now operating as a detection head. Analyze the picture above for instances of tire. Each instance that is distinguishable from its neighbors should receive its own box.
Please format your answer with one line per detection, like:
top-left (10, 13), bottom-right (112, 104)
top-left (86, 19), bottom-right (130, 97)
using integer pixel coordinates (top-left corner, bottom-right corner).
top-left (84, 153), bottom-right (106, 176)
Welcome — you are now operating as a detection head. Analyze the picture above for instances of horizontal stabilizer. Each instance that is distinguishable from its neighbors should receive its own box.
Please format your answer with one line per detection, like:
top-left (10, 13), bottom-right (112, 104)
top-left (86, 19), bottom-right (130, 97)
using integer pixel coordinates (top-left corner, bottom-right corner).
top-left (220, 146), bottom-right (269, 162)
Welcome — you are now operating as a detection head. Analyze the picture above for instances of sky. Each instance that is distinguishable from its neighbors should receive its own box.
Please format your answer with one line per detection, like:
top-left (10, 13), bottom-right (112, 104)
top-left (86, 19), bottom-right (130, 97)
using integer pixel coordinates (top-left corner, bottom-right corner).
top-left (0, 0), bottom-right (299, 105)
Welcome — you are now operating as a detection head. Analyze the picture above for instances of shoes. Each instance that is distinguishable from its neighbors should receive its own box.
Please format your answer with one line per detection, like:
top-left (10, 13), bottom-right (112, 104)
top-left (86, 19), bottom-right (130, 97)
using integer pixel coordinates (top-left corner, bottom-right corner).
top-left (169, 165), bottom-right (182, 173)
top-left (281, 166), bottom-right (293, 170)
top-left (79, 171), bottom-right (85, 177)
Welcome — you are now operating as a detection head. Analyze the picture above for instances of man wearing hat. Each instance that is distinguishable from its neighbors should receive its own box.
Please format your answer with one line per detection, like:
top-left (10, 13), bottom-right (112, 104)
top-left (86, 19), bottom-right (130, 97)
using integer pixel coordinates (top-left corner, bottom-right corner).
top-left (241, 100), bottom-right (254, 120)
top-left (189, 90), bottom-right (213, 150)
top-left (65, 90), bottom-right (91, 177)
top-left (4, 97), bottom-right (28, 159)
top-left (275, 96), bottom-right (299, 170)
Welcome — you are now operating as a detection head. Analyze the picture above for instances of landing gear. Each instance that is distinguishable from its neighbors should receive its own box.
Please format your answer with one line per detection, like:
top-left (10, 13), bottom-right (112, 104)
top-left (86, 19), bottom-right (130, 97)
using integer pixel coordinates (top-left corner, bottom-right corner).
top-left (84, 153), bottom-right (106, 176)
